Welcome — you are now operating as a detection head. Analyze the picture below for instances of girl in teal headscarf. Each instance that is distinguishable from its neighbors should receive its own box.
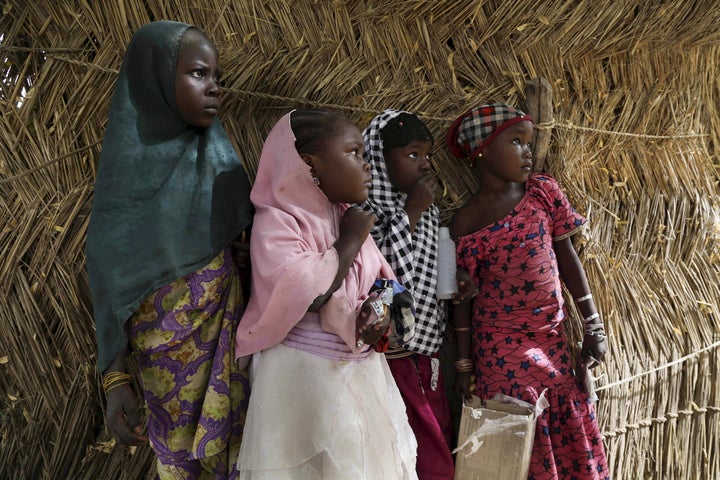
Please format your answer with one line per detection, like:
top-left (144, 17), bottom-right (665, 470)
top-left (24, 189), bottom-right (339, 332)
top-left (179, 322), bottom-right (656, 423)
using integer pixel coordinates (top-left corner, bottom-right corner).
top-left (86, 20), bottom-right (253, 478)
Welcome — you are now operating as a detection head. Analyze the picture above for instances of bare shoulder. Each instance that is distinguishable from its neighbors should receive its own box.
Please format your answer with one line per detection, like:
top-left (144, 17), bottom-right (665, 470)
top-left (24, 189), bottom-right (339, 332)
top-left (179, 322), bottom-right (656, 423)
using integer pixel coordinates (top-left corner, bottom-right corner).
top-left (449, 200), bottom-right (477, 239)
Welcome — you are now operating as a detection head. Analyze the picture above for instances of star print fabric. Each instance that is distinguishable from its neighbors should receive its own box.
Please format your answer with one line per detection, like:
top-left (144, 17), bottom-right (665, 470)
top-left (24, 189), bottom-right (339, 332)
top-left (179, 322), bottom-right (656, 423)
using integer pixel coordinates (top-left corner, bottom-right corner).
top-left (456, 174), bottom-right (610, 479)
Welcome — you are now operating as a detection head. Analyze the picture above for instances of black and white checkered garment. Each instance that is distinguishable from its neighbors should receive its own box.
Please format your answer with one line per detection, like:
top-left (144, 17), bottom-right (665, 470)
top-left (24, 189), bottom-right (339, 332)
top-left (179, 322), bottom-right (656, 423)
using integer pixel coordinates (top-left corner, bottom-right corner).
top-left (359, 109), bottom-right (446, 356)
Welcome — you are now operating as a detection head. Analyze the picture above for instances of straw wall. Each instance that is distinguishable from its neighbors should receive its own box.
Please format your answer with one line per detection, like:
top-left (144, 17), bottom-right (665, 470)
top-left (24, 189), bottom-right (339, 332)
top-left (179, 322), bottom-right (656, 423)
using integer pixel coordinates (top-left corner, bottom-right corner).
top-left (1, 1), bottom-right (718, 479)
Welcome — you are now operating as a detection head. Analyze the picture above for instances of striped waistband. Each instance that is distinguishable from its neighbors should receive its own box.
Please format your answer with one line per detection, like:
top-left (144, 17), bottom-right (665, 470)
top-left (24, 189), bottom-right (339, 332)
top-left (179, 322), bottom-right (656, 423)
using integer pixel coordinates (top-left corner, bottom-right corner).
top-left (282, 326), bottom-right (371, 362)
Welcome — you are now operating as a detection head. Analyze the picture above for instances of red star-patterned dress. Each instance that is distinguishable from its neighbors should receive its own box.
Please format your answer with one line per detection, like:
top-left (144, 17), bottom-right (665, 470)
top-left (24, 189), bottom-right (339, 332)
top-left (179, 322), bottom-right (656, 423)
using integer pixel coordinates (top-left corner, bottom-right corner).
top-left (456, 174), bottom-right (610, 480)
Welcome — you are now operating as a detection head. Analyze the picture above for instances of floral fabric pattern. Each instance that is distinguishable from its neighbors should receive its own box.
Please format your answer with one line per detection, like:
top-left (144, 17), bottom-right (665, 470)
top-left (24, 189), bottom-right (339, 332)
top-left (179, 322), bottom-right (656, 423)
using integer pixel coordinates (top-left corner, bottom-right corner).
top-left (130, 247), bottom-right (249, 479)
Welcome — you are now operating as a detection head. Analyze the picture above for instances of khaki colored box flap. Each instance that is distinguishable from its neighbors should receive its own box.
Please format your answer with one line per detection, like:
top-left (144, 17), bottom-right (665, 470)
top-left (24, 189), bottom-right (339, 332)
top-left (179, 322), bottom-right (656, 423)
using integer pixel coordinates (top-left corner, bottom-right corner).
top-left (454, 396), bottom-right (536, 480)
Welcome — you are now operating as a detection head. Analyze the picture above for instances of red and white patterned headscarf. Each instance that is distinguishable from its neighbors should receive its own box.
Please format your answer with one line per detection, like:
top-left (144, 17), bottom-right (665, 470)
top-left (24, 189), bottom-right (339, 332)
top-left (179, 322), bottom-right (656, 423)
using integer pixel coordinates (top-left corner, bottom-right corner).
top-left (446, 103), bottom-right (533, 160)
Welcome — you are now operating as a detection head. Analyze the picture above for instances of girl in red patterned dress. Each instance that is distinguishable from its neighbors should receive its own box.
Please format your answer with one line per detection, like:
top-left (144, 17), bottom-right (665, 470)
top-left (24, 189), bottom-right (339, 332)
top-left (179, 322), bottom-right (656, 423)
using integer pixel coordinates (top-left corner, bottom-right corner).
top-left (446, 103), bottom-right (610, 480)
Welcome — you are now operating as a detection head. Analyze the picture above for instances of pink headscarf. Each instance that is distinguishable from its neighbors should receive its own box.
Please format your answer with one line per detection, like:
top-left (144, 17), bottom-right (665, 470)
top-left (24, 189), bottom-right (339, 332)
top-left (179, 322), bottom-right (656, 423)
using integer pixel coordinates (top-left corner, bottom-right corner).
top-left (235, 112), bottom-right (394, 359)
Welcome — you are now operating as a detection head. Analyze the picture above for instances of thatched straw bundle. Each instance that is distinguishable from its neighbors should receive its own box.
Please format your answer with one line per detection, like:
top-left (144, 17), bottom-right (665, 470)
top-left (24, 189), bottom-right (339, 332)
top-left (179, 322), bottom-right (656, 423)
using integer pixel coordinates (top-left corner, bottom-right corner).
top-left (1, 1), bottom-right (718, 478)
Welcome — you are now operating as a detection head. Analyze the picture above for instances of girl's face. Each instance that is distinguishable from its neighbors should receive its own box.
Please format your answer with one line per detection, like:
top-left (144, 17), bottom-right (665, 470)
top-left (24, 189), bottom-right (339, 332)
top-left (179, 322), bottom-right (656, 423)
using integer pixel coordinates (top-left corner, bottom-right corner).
top-left (175, 30), bottom-right (221, 129)
top-left (384, 140), bottom-right (433, 193)
top-left (480, 120), bottom-right (533, 182)
top-left (309, 122), bottom-right (371, 204)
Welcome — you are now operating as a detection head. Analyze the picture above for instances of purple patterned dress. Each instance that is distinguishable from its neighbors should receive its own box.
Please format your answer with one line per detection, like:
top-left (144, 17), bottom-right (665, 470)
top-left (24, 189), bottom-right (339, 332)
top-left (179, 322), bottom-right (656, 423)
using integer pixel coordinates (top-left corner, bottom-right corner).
top-left (130, 247), bottom-right (248, 479)
top-left (456, 174), bottom-right (609, 480)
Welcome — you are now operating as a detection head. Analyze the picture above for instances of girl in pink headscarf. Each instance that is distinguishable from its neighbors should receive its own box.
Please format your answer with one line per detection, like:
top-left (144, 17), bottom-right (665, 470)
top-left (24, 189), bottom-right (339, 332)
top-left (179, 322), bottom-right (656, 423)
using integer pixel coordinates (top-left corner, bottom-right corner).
top-left (235, 109), bottom-right (418, 479)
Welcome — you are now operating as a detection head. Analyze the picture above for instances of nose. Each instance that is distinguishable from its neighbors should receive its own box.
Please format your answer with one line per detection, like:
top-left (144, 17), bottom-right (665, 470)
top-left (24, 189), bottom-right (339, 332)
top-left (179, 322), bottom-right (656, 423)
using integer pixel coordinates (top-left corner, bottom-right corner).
top-left (208, 78), bottom-right (220, 97)
top-left (363, 159), bottom-right (371, 172)
top-left (419, 156), bottom-right (431, 171)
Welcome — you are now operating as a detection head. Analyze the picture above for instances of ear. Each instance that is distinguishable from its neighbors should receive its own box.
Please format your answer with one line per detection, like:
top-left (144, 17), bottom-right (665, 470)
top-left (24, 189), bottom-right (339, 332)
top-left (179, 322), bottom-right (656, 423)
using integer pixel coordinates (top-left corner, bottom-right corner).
top-left (300, 153), bottom-right (317, 169)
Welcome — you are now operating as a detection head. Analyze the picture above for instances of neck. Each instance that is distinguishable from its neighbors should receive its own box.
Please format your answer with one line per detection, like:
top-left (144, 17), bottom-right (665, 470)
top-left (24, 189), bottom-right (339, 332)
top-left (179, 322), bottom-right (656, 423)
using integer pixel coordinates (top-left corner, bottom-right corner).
top-left (473, 172), bottom-right (523, 199)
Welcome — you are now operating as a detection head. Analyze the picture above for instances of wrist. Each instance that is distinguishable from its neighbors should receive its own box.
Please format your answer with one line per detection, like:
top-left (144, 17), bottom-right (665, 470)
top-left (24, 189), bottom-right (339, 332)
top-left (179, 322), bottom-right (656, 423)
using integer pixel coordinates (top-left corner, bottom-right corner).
top-left (334, 236), bottom-right (364, 262)
top-left (104, 349), bottom-right (131, 375)
top-left (102, 371), bottom-right (132, 395)
top-left (583, 317), bottom-right (606, 338)
top-left (453, 357), bottom-right (474, 372)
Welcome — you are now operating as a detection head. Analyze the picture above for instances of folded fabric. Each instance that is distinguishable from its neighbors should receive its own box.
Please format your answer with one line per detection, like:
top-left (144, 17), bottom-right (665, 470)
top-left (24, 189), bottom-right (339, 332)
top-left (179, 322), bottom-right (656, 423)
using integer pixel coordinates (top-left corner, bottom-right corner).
top-left (370, 279), bottom-right (415, 348)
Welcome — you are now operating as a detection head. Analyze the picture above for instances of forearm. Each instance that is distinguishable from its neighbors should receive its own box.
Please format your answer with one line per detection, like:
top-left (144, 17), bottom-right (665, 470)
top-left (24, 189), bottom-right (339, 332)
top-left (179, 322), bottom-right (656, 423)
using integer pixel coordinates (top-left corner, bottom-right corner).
top-left (103, 346), bottom-right (131, 375)
top-left (309, 236), bottom-right (363, 311)
top-left (403, 201), bottom-right (425, 233)
top-left (555, 237), bottom-right (607, 354)
top-left (555, 237), bottom-right (597, 319)
top-left (453, 300), bottom-right (473, 360)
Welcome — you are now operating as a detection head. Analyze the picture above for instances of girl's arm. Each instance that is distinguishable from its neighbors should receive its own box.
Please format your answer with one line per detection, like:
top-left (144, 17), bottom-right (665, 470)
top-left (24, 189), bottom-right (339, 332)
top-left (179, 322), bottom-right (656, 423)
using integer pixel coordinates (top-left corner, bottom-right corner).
top-left (554, 237), bottom-right (608, 363)
top-left (554, 237), bottom-right (590, 299)
top-left (452, 300), bottom-right (474, 400)
top-left (450, 206), bottom-right (476, 399)
top-left (308, 206), bottom-right (376, 311)
top-left (403, 175), bottom-right (437, 233)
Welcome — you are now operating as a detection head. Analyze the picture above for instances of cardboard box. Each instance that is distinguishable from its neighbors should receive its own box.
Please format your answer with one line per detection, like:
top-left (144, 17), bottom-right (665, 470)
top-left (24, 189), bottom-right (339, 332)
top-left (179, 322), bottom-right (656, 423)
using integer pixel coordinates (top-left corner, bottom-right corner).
top-left (453, 396), bottom-right (537, 480)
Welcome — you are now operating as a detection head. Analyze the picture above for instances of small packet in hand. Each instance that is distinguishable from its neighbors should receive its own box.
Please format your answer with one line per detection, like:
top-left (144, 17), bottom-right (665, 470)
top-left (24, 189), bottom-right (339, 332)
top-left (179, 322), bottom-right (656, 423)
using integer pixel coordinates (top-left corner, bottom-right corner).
top-left (370, 279), bottom-right (416, 348)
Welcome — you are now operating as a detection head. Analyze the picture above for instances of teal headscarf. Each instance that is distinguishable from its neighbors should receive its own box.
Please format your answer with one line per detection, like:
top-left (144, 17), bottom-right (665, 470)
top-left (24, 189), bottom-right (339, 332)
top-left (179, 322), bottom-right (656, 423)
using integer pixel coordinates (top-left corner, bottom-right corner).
top-left (86, 21), bottom-right (253, 371)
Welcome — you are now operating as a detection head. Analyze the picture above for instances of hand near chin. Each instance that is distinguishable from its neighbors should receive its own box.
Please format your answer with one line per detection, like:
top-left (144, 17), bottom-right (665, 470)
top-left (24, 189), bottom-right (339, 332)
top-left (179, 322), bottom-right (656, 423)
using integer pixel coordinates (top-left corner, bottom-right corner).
top-left (339, 206), bottom-right (376, 241)
top-left (409, 174), bottom-right (438, 208)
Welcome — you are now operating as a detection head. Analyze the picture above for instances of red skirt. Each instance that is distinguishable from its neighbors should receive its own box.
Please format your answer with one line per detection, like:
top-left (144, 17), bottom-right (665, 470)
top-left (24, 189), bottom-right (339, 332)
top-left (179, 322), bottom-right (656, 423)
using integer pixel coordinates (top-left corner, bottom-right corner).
top-left (472, 324), bottom-right (609, 480)
top-left (388, 354), bottom-right (455, 480)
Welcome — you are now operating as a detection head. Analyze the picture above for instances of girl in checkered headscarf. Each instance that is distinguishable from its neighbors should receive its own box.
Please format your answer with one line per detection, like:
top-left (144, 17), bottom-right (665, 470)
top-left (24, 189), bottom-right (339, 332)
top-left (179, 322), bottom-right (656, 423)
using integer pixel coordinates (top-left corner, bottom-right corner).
top-left (360, 109), bottom-right (475, 480)
top-left (447, 104), bottom-right (610, 480)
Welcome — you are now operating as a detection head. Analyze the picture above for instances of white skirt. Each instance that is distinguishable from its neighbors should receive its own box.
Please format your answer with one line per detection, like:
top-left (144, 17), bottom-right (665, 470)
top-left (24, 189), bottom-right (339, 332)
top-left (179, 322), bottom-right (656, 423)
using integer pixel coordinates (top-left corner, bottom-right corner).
top-left (237, 343), bottom-right (418, 480)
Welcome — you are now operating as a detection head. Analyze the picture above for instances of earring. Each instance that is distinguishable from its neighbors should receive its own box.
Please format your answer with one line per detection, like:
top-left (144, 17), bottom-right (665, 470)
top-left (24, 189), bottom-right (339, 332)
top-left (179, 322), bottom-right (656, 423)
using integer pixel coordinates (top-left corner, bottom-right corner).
top-left (311, 170), bottom-right (320, 187)
top-left (303, 158), bottom-right (320, 188)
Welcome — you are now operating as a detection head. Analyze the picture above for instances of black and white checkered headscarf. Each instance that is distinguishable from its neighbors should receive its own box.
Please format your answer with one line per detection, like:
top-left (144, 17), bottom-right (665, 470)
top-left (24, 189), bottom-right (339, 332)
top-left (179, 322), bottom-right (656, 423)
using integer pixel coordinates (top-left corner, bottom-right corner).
top-left (360, 109), bottom-right (445, 356)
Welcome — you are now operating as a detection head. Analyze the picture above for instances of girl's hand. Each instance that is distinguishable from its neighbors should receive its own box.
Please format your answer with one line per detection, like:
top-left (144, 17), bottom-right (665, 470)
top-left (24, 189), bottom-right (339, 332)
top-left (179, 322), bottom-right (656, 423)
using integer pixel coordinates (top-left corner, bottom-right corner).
top-left (105, 383), bottom-right (148, 446)
top-left (452, 268), bottom-right (477, 303)
top-left (455, 371), bottom-right (474, 401)
top-left (581, 333), bottom-right (608, 367)
top-left (574, 354), bottom-right (589, 391)
top-left (406, 174), bottom-right (437, 213)
top-left (339, 206), bottom-right (376, 242)
top-left (313, 208), bottom-right (376, 312)
top-left (356, 291), bottom-right (391, 347)
top-left (231, 237), bottom-right (252, 300)
top-left (231, 238), bottom-right (250, 271)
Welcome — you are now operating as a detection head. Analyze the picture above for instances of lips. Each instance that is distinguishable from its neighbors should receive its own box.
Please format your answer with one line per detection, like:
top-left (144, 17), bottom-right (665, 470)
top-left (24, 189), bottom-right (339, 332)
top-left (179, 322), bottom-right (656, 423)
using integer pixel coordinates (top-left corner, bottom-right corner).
top-left (204, 105), bottom-right (219, 114)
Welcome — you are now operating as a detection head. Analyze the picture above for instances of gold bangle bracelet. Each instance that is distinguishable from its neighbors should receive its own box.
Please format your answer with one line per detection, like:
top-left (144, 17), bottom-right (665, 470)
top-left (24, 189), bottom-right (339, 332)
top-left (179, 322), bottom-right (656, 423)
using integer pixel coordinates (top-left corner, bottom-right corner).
top-left (453, 358), bottom-right (474, 372)
top-left (102, 372), bottom-right (132, 392)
